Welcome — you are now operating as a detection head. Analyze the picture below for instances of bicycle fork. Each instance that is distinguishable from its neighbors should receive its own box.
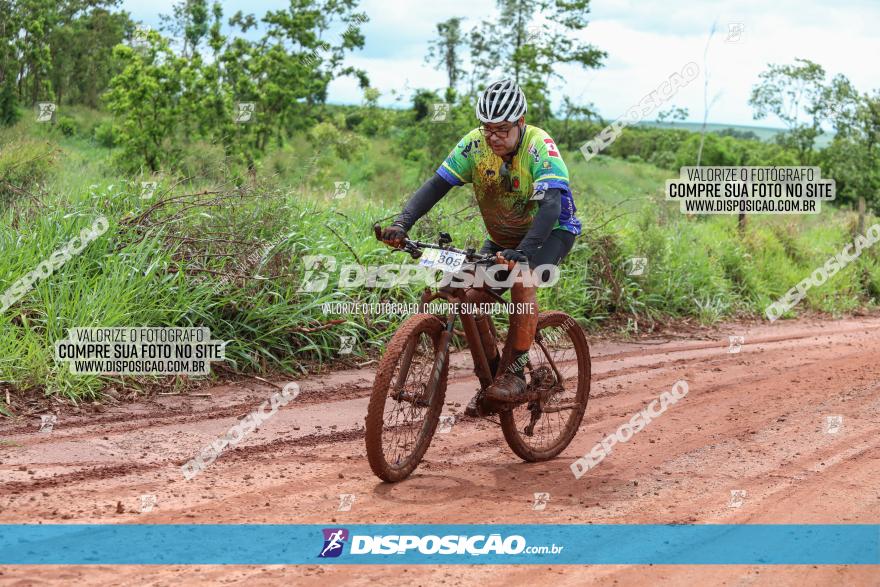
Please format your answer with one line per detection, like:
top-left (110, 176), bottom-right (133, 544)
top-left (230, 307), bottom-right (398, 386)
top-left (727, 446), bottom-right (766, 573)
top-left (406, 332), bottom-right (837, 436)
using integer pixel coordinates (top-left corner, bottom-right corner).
top-left (390, 315), bottom-right (455, 407)
top-left (421, 316), bottom-right (455, 407)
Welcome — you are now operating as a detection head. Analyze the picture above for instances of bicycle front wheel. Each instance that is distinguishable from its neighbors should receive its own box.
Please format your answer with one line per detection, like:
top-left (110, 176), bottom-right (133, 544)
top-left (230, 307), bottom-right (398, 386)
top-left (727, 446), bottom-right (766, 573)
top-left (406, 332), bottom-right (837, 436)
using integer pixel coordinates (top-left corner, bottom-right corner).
top-left (365, 313), bottom-right (449, 482)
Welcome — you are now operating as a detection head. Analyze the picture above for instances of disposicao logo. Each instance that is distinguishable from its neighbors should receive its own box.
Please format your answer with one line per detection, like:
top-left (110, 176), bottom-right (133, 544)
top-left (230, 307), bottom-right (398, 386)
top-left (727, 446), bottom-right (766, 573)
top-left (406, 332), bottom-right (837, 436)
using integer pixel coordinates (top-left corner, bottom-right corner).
top-left (316, 531), bottom-right (561, 558)
top-left (319, 528), bottom-right (349, 558)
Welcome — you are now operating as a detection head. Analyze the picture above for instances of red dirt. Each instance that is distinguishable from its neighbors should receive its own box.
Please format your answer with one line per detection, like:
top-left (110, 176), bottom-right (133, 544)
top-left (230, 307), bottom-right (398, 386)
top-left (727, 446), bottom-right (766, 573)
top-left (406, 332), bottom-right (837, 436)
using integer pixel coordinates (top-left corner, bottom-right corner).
top-left (1, 316), bottom-right (879, 585)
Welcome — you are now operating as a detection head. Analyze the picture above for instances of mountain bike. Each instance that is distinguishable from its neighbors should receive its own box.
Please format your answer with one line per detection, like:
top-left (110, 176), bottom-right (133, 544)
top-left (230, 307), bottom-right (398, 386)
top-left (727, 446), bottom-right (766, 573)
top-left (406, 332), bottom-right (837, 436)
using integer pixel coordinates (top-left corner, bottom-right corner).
top-left (365, 225), bottom-right (591, 482)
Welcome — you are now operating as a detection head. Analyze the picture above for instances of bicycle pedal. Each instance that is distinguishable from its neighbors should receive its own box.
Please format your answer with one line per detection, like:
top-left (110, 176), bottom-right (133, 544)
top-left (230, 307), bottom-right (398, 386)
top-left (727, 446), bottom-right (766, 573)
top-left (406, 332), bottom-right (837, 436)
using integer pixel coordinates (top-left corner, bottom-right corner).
top-left (465, 391), bottom-right (503, 417)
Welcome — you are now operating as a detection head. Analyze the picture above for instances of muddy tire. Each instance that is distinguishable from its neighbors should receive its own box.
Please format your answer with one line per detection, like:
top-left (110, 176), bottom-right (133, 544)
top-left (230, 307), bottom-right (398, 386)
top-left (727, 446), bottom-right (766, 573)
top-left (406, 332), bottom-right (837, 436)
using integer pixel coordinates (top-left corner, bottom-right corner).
top-left (500, 311), bottom-right (591, 462)
top-left (365, 313), bottom-right (449, 482)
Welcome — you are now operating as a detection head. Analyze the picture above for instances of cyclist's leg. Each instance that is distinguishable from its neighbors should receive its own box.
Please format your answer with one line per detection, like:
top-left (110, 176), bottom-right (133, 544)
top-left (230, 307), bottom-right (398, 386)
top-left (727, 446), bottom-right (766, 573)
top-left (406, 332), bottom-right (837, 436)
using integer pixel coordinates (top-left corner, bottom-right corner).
top-left (487, 282), bottom-right (537, 400)
top-left (506, 228), bottom-right (576, 361)
top-left (488, 229), bottom-right (576, 401)
top-left (505, 282), bottom-right (537, 366)
top-left (471, 238), bottom-right (527, 370)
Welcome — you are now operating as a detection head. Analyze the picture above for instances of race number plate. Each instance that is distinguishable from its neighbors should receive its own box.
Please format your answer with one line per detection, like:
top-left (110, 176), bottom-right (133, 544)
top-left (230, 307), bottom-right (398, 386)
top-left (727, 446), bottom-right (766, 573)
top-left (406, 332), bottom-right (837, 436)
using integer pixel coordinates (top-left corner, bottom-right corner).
top-left (418, 248), bottom-right (466, 272)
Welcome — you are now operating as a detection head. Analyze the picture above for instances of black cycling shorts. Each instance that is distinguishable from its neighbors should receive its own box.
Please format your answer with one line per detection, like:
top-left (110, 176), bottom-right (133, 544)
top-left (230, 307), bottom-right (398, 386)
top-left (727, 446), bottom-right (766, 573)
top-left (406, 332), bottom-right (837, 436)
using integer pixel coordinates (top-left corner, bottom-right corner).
top-left (478, 228), bottom-right (576, 287)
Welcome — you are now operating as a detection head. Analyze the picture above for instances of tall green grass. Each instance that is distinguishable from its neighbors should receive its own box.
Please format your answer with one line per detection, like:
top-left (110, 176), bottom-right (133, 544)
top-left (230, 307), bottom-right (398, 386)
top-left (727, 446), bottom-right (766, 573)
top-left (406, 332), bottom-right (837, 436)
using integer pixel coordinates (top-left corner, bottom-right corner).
top-left (1, 111), bottom-right (878, 403)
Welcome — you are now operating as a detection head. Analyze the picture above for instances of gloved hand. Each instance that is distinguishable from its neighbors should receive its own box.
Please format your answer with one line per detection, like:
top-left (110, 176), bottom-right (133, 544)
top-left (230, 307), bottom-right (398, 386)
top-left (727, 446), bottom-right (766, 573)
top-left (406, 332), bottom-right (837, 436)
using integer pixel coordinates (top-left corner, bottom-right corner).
top-left (500, 249), bottom-right (528, 262)
top-left (381, 224), bottom-right (407, 247)
top-left (496, 248), bottom-right (528, 269)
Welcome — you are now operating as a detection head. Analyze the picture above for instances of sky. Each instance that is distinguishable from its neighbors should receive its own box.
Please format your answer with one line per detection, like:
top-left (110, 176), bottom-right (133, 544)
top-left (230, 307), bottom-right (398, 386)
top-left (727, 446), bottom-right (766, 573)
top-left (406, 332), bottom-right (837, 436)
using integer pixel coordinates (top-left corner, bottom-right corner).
top-left (121, 0), bottom-right (880, 127)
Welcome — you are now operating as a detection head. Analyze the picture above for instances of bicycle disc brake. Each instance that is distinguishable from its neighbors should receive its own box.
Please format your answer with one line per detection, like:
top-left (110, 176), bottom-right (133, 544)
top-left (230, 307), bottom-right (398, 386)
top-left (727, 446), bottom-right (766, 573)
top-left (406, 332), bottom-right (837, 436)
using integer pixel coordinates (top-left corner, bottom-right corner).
top-left (522, 365), bottom-right (556, 436)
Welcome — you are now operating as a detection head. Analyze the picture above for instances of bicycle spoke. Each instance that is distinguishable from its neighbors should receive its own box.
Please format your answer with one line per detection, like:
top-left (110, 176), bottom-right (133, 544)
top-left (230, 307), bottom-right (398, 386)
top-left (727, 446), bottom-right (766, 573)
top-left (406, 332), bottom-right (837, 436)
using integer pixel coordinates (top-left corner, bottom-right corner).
top-left (509, 318), bottom-right (583, 452)
top-left (382, 332), bottom-right (435, 468)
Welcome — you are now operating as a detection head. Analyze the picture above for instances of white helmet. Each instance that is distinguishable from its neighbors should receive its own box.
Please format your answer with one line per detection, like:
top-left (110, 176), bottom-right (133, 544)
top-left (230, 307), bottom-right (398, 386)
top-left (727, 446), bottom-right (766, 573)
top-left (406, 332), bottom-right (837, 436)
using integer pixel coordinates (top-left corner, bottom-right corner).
top-left (476, 78), bottom-right (527, 123)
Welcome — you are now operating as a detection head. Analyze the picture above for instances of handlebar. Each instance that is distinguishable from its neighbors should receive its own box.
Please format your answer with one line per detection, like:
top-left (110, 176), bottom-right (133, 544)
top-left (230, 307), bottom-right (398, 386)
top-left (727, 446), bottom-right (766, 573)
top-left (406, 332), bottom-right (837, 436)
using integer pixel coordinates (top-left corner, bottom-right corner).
top-left (373, 223), bottom-right (496, 264)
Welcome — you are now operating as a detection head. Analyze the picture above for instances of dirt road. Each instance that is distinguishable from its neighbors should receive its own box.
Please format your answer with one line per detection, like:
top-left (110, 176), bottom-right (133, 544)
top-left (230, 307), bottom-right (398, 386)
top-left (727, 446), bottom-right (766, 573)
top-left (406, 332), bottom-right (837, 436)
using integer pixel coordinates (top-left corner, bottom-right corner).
top-left (2, 316), bottom-right (879, 585)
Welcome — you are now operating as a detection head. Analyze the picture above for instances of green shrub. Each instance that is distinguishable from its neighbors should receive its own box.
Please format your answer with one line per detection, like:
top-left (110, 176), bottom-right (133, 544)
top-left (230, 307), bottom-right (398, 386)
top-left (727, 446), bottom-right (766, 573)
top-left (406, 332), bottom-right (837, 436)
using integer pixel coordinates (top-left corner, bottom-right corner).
top-left (0, 136), bottom-right (57, 205)
top-left (93, 120), bottom-right (119, 148)
top-left (308, 122), bottom-right (368, 161)
top-left (345, 111), bottom-right (364, 130)
top-left (0, 77), bottom-right (21, 127)
top-left (56, 115), bottom-right (78, 137)
top-left (179, 140), bottom-right (229, 181)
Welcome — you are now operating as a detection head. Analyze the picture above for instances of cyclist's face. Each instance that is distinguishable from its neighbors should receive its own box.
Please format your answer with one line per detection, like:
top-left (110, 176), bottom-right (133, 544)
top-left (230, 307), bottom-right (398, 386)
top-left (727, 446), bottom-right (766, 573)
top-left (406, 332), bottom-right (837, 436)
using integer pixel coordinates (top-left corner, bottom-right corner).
top-left (482, 117), bottom-right (524, 155)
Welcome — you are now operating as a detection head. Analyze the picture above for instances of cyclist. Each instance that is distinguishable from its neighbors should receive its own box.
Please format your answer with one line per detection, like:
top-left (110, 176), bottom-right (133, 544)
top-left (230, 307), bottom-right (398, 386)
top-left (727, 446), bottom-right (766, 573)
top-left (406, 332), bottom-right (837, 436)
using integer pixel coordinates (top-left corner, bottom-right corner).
top-left (381, 78), bottom-right (580, 415)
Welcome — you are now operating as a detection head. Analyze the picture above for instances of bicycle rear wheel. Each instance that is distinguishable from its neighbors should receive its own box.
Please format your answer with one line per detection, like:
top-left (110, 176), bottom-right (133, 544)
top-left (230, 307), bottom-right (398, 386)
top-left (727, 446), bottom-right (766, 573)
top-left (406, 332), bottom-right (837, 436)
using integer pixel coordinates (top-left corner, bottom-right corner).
top-left (500, 311), bottom-right (591, 461)
top-left (365, 313), bottom-right (449, 482)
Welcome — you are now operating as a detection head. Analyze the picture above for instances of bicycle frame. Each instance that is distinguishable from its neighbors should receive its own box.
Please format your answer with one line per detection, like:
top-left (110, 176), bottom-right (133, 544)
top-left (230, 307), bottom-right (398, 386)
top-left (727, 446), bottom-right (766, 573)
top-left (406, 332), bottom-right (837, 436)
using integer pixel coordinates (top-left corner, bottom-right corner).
top-left (373, 223), bottom-right (564, 408)
top-left (418, 281), bottom-right (507, 399)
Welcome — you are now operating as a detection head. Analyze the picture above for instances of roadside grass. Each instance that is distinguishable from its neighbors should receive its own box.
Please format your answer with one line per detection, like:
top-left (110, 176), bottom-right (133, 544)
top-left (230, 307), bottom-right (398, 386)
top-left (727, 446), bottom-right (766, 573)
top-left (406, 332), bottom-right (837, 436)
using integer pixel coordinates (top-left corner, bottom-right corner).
top-left (1, 117), bottom-right (878, 402)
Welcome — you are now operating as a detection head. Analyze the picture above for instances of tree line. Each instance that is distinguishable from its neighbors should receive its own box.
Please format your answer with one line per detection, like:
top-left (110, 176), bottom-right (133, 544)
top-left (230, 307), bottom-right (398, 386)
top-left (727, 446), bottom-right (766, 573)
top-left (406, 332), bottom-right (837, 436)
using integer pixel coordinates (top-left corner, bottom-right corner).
top-left (1, 0), bottom-right (877, 209)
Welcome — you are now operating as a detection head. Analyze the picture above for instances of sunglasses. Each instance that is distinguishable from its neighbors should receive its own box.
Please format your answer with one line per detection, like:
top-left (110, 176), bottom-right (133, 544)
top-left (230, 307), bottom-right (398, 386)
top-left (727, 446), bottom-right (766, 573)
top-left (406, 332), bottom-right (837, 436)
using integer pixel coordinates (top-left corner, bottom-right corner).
top-left (479, 125), bottom-right (515, 139)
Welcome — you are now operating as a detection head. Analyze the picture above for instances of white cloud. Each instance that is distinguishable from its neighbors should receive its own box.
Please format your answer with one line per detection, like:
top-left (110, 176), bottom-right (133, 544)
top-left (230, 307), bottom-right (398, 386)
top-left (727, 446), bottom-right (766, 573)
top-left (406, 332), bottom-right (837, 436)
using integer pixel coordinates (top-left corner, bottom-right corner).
top-left (122, 0), bottom-right (880, 127)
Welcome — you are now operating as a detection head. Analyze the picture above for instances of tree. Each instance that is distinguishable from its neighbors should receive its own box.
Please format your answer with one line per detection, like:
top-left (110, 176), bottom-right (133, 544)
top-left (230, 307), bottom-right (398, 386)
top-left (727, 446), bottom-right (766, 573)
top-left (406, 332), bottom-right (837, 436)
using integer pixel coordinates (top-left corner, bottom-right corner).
top-left (818, 87), bottom-right (880, 209)
top-left (48, 6), bottom-right (132, 107)
top-left (749, 58), bottom-right (828, 163)
top-left (657, 106), bottom-right (689, 125)
top-left (468, 0), bottom-right (605, 124)
top-left (102, 0), bottom-right (370, 171)
top-left (465, 20), bottom-right (500, 95)
top-left (557, 95), bottom-right (596, 149)
top-left (12, 0), bottom-right (60, 104)
top-left (103, 32), bottom-right (186, 171)
top-left (0, 0), bottom-right (130, 108)
top-left (714, 127), bottom-right (759, 141)
top-left (160, 0), bottom-right (210, 58)
top-left (426, 17), bottom-right (464, 97)
top-left (0, 0), bottom-right (20, 125)
top-left (696, 22), bottom-right (721, 167)
top-left (240, 0), bottom-right (368, 153)
top-left (411, 88), bottom-right (442, 122)
top-left (0, 75), bottom-right (20, 126)
top-left (751, 60), bottom-right (880, 208)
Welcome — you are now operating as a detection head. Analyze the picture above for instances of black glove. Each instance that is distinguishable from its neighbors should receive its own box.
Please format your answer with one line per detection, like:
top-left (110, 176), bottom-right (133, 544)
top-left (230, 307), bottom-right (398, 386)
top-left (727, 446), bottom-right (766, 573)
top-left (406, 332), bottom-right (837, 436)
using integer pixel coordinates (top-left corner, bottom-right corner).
top-left (499, 249), bottom-right (528, 263)
top-left (381, 224), bottom-right (407, 246)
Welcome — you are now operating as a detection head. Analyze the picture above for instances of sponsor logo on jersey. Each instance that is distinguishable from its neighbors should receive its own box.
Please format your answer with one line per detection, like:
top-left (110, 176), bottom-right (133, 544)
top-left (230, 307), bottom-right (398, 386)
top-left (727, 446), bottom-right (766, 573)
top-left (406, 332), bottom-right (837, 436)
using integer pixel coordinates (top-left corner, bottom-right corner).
top-left (531, 181), bottom-right (548, 201)
top-left (528, 144), bottom-right (539, 163)
top-left (543, 138), bottom-right (560, 157)
top-left (461, 139), bottom-right (480, 158)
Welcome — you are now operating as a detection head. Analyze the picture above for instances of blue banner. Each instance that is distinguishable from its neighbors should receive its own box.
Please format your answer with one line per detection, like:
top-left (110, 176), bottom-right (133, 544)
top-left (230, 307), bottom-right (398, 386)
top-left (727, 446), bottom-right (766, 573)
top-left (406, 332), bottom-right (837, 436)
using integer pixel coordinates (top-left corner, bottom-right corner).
top-left (1, 524), bottom-right (877, 565)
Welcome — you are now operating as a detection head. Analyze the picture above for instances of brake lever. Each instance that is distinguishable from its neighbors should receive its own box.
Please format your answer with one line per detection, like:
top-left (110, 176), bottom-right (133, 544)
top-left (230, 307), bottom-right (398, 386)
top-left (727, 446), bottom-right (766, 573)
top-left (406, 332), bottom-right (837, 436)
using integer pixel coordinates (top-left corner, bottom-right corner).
top-left (403, 242), bottom-right (422, 259)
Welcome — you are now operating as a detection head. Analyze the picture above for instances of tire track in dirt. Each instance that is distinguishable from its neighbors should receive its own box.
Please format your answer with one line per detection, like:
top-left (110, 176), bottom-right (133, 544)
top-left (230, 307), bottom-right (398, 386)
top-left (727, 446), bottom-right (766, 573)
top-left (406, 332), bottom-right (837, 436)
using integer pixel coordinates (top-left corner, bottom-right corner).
top-left (2, 316), bottom-right (880, 587)
top-left (4, 318), bottom-right (875, 442)
top-left (1, 318), bottom-right (876, 494)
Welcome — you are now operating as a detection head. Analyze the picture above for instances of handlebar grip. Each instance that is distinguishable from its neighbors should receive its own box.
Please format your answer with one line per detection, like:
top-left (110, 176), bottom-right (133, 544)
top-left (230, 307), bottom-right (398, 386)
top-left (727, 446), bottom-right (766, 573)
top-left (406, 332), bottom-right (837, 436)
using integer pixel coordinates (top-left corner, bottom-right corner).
top-left (373, 223), bottom-right (382, 241)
